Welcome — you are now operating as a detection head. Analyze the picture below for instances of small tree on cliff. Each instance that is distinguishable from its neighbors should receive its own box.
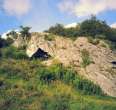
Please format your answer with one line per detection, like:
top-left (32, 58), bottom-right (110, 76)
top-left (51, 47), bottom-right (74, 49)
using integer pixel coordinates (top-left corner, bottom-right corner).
top-left (20, 26), bottom-right (31, 39)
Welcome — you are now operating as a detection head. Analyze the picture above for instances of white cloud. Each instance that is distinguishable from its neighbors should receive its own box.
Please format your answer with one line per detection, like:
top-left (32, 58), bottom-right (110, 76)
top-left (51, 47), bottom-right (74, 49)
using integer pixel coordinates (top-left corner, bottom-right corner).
top-left (3, 0), bottom-right (31, 17)
top-left (58, 0), bottom-right (116, 17)
top-left (65, 22), bottom-right (77, 28)
top-left (111, 23), bottom-right (116, 28)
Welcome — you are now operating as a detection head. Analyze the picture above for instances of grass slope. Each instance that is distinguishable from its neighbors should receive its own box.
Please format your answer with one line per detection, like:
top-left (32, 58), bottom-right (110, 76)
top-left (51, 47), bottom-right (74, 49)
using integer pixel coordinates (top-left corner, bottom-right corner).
top-left (0, 46), bottom-right (116, 110)
top-left (0, 58), bottom-right (116, 110)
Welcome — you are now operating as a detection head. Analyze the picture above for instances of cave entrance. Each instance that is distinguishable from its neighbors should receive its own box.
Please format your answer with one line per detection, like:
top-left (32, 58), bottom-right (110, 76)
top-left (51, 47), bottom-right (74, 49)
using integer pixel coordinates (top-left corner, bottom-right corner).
top-left (111, 61), bottom-right (116, 69)
top-left (32, 48), bottom-right (51, 59)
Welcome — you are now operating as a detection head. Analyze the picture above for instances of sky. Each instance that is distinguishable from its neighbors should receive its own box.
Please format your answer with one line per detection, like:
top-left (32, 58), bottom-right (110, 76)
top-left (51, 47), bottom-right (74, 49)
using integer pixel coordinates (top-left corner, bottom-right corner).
top-left (0, 0), bottom-right (116, 34)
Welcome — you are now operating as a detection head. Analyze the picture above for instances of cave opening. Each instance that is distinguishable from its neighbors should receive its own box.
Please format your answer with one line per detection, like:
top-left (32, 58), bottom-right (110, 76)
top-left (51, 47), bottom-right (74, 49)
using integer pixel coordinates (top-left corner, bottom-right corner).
top-left (31, 48), bottom-right (51, 59)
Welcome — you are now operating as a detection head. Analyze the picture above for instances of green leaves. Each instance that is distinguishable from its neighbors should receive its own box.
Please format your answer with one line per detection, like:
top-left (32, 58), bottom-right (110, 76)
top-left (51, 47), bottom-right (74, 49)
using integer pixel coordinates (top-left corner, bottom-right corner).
top-left (20, 25), bottom-right (31, 38)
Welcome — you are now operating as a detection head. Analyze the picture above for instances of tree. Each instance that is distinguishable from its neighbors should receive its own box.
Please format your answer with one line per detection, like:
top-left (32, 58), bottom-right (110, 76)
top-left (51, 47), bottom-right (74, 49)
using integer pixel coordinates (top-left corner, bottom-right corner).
top-left (0, 37), bottom-right (13, 48)
top-left (45, 16), bottom-right (116, 42)
top-left (45, 23), bottom-right (80, 38)
top-left (45, 24), bottom-right (65, 36)
top-left (109, 28), bottom-right (116, 42)
top-left (20, 26), bottom-right (31, 39)
top-left (79, 15), bottom-right (111, 37)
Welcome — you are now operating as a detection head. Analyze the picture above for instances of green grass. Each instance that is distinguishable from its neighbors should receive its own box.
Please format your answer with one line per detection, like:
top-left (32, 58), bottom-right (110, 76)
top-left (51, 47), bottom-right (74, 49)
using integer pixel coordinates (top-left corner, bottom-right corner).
top-left (0, 46), bottom-right (28, 59)
top-left (0, 59), bottom-right (116, 110)
top-left (0, 46), bottom-right (116, 110)
top-left (44, 34), bottom-right (55, 41)
top-left (81, 49), bottom-right (93, 68)
top-left (88, 37), bottom-right (100, 45)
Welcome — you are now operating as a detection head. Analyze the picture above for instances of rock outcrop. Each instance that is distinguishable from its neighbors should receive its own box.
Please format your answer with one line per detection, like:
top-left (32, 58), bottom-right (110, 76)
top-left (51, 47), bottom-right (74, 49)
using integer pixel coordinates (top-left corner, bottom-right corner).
top-left (26, 33), bottom-right (116, 97)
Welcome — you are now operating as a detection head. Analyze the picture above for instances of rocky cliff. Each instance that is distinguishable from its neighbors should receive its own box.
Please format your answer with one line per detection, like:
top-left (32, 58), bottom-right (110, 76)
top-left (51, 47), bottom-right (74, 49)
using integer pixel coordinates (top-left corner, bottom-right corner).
top-left (14, 32), bottom-right (116, 97)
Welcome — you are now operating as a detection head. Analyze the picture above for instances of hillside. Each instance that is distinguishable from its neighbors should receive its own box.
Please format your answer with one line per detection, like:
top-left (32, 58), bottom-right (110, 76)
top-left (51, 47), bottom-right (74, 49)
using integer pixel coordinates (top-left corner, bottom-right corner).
top-left (23, 33), bottom-right (116, 97)
top-left (0, 32), bottom-right (116, 110)
top-left (0, 52), bottom-right (116, 110)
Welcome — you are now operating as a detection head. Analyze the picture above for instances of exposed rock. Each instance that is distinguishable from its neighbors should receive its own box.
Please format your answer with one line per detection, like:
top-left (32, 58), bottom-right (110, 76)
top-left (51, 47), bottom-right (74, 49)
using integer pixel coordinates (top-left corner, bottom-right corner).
top-left (26, 33), bottom-right (116, 97)
top-left (13, 34), bottom-right (29, 48)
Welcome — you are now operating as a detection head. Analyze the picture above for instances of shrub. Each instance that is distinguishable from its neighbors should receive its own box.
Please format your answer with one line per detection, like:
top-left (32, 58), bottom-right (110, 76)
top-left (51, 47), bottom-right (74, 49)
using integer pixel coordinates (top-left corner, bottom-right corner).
top-left (37, 63), bottom-right (103, 95)
top-left (13, 51), bottom-right (28, 59)
top-left (0, 37), bottom-right (14, 48)
top-left (48, 64), bottom-right (76, 84)
top-left (44, 34), bottom-right (55, 41)
top-left (0, 64), bottom-right (22, 78)
top-left (45, 24), bottom-right (65, 36)
top-left (100, 42), bottom-right (107, 48)
top-left (105, 40), bottom-right (116, 50)
top-left (45, 16), bottom-right (116, 43)
top-left (1, 46), bottom-right (17, 58)
top-left (37, 63), bottom-right (75, 84)
top-left (95, 34), bottom-right (106, 39)
top-left (79, 16), bottom-right (111, 38)
top-left (48, 63), bottom-right (66, 80)
top-left (88, 37), bottom-right (100, 45)
top-left (37, 68), bottom-right (56, 83)
top-left (1, 46), bottom-right (28, 59)
top-left (73, 76), bottom-right (103, 95)
top-left (45, 23), bottom-right (80, 39)
top-left (81, 49), bottom-right (93, 68)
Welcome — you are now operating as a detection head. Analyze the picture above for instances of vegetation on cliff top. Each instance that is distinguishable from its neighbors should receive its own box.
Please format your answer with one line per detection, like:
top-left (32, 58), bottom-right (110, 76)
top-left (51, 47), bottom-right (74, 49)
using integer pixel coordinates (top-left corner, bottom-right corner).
top-left (46, 16), bottom-right (116, 50)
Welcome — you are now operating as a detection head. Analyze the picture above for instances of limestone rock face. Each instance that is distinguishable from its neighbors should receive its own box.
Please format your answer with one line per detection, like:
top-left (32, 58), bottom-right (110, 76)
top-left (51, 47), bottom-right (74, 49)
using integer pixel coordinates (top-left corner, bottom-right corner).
top-left (13, 35), bottom-right (26, 48)
top-left (26, 33), bottom-right (116, 97)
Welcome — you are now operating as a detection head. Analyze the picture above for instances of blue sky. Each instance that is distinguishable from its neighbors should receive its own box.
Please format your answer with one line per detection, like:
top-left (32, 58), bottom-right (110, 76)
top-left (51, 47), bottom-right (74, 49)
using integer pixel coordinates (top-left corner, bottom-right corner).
top-left (0, 0), bottom-right (116, 34)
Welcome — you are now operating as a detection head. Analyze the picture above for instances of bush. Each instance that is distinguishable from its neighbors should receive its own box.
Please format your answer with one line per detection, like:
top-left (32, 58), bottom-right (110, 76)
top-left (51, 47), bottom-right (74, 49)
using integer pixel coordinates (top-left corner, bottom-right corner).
top-left (37, 63), bottom-right (103, 96)
top-left (0, 65), bottom-right (21, 78)
top-left (0, 37), bottom-right (14, 48)
top-left (13, 51), bottom-right (28, 59)
top-left (79, 16), bottom-right (111, 38)
top-left (88, 37), bottom-right (100, 45)
top-left (73, 77), bottom-right (103, 95)
top-left (81, 49), bottom-right (93, 68)
top-left (48, 64), bottom-right (76, 84)
top-left (44, 34), bottom-right (55, 41)
top-left (45, 16), bottom-right (116, 43)
top-left (37, 63), bottom-right (75, 84)
top-left (1, 46), bottom-right (28, 59)
top-left (95, 34), bottom-right (106, 39)
top-left (45, 24), bottom-right (80, 39)
top-left (45, 24), bottom-right (65, 36)
top-left (37, 68), bottom-right (56, 83)
top-left (105, 40), bottom-right (116, 50)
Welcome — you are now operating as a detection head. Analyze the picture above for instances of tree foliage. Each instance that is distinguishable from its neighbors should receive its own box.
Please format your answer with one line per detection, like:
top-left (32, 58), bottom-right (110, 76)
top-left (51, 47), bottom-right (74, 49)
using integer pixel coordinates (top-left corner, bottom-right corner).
top-left (46, 16), bottom-right (116, 42)
top-left (20, 26), bottom-right (31, 38)
top-left (45, 24), bottom-right (80, 38)
top-left (0, 37), bottom-right (13, 48)
top-left (45, 24), bottom-right (65, 36)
